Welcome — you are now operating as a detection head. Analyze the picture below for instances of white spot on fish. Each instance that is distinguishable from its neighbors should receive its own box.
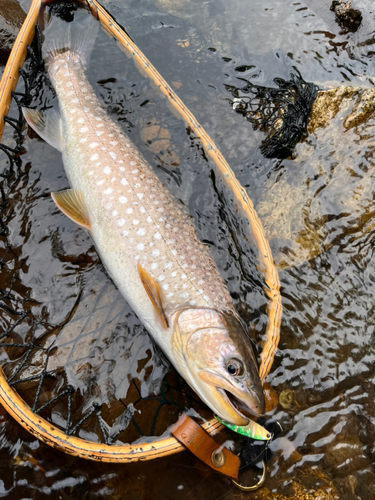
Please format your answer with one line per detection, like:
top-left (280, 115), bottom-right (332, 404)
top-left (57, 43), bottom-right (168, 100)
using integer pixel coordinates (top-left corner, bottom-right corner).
top-left (79, 138), bottom-right (87, 143)
top-left (118, 219), bottom-right (126, 226)
top-left (79, 127), bottom-right (88, 133)
top-left (140, 207), bottom-right (146, 214)
top-left (133, 219), bottom-right (139, 225)
top-left (171, 250), bottom-right (177, 256)
top-left (77, 118), bottom-right (85, 124)
top-left (119, 196), bottom-right (128, 204)
top-left (203, 295), bottom-right (209, 301)
top-left (97, 123), bottom-right (104, 128)
top-left (165, 262), bottom-right (173, 269)
top-left (154, 232), bottom-right (161, 240)
top-left (89, 142), bottom-right (99, 148)
top-left (189, 301), bottom-right (197, 306)
top-left (90, 154), bottom-right (99, 161)
top-left (136, 193), bottom-right (144, 200)
top-left (110, 141), bottom-right (118, 146)
top-left (198, 280), bottom-right (204, 285)
top-left (135, 255), bottom-right (140, 260)
top-left (136, 243), bottom-right (144, 251)
top-left (126, 208), bottom-right (133, 214)
top-left (120, 178), bottom-right (129, 186)
top-left (151, 263), bottom-right (158, 270)
top-left (122, 230), bottom-right (129, 236)
top-left (163, 284), bottom-right (169, 291)
top-left (137, 228), bottom-right (146, 236)
top-left (109, 152), bottom-right (117, 159)
top-left (135, 183), bottom-right (141, 189)
top-left (131, 169), bottom-right (139, 174)
top-left (111, 210), bottom-right (118, 217)
top-left (180, 293), bottom-right (189, 299)
top-left (96, 131), bottom-right (104, 136)
top-left (71, 98), bottom-right (79, 103)
top-left (67, 82), bottom-right (73, 87)
top-left (171, 272), bottom-right (177, 278)
top-left (96, 180), bottom-right (105, 185)
top-left (103, 167), bottom-right (111, 175)
top-left (88, 171), bottom-right (94, 176)
top-left (104, 188), bottom-right (113, 195)
top-left (158, 275), bottom-right (165, 281)
top-left (152, 250), bottom-right (160, 258)
top-left (166, 239), bottom-right (174, 245)
top-left (67, 91), bottom-right (74, 96)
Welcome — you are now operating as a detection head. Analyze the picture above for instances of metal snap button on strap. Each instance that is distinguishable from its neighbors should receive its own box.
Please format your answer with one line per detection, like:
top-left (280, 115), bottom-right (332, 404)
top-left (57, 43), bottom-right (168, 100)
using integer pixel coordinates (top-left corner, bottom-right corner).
top-left (170, 414), bottom-right (240, 480)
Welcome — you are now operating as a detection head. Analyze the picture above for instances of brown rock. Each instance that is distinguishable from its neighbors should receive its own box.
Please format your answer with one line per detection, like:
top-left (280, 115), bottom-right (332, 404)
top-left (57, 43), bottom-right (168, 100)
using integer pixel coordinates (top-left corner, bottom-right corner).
top-left (263, 382), bottom-right (278, 412)
top-left (0, 0), bottom-right (26, 65)
top-left (330, 1), bottom-right (362, 32)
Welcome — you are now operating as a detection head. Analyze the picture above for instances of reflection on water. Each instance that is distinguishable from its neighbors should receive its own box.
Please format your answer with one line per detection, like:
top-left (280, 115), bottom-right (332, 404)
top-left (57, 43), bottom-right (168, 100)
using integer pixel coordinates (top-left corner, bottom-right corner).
top-left (1, 0), bottom-right (375, 498)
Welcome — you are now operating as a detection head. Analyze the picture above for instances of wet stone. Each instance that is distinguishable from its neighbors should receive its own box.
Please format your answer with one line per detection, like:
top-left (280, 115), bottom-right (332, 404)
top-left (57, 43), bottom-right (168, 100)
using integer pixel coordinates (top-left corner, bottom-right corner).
top-left (330, 1), bottom-right (362, 32)
top-left (0, 0), bottom-right (26, 64)
top-left (257, 85), bottom-right (375, 268)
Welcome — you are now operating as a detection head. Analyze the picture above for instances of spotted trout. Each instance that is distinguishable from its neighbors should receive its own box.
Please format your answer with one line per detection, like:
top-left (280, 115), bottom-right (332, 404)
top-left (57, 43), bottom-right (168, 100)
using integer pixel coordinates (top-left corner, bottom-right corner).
top-left (23, 6), bottom-right (265, 425)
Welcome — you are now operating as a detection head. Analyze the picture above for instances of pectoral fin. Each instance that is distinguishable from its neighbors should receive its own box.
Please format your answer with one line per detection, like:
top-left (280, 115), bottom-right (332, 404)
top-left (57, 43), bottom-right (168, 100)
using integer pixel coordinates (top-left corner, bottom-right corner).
top-left (51, 189), bottom-right (91, 229)
top-left (22, 107), bottom-right (63, 152)
top-left (138, 263), bottom-right (169, 329)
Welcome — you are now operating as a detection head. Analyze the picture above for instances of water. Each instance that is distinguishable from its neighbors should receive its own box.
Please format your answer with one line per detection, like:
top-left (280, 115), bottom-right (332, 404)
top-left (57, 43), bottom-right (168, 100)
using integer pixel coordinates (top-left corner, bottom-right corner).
top-left (1, 0), bottom-right (375, 498)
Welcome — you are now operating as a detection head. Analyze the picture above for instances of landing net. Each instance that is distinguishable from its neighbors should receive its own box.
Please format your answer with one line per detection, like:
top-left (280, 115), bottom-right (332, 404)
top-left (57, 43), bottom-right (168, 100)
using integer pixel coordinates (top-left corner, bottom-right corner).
top-left (226, 73), bottom-right (318, 159)
top-left (0, 0), bottom-right (280, 462)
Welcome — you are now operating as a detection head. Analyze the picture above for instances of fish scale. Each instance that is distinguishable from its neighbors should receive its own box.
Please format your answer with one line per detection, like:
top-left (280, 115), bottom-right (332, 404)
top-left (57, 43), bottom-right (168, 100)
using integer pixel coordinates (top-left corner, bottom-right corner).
top-left (50, 53), bottom-right (234, 325)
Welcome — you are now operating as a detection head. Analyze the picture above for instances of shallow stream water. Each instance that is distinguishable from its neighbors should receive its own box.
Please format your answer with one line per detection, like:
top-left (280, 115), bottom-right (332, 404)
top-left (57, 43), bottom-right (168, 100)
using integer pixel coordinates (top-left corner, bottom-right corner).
top-left (1, 0), bottom-right (375, 498)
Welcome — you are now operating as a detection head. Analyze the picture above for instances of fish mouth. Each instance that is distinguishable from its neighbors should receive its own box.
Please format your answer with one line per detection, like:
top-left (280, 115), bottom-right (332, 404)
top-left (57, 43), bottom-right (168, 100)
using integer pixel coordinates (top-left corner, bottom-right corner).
top-left (197, 370), bottom-right (264, 425)
top-left (217, 388), bottom-right (250, 425)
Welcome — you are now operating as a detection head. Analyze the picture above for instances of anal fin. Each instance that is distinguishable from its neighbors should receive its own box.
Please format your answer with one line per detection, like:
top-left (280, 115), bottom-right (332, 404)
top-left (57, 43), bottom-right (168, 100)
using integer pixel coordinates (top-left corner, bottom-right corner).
top-left (138, 263), bottom-right (169, 329)
top-left (22, 107), bottom-right (63, 152)
top-left (51, 189), bottom-right (91, 230)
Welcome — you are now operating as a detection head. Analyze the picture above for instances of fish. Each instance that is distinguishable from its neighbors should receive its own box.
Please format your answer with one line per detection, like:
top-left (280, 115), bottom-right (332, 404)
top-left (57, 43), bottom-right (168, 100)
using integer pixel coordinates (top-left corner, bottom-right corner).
top-left (22, 5), bottom-right (265, 426)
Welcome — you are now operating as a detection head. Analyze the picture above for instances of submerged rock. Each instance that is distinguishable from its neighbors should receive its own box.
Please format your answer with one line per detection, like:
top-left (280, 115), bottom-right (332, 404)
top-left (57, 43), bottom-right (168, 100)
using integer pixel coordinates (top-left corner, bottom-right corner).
top-left (257, 85), bottom-right (375, 269)
top-left (330, 1), bottom-right (362, 32)
top-left (0, 0), bottom-right (26, 65)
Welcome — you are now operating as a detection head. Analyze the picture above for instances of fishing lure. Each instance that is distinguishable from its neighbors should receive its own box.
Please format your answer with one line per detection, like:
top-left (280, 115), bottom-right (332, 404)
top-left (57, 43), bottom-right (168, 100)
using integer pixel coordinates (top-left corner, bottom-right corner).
top-left (215, 415), bottom-right (272, 441)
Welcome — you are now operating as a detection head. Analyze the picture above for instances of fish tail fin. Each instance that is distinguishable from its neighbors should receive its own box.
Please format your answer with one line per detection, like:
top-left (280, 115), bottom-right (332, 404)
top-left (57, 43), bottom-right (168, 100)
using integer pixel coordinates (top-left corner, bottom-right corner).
top-left (41, 3), bottom-right (99, 69)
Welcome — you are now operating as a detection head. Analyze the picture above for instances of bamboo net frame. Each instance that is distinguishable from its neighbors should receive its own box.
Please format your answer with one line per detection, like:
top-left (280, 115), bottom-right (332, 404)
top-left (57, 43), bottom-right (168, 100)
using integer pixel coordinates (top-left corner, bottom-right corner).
top-left (0, 0), bottom-right (282, 461)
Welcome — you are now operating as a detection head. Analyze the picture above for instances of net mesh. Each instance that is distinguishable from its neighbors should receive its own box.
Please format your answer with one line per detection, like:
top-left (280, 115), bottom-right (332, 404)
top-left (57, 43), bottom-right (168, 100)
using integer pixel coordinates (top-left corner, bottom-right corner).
top-left (225, 72), bottom-right (318, 159)
top-left (0, 31), bottom-right (212, 447)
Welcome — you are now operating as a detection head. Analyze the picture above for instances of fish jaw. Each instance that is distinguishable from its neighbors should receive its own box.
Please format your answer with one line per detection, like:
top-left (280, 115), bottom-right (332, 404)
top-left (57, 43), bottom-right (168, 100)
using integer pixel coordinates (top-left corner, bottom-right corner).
top-left (197, 369), bottom-right (264, 425)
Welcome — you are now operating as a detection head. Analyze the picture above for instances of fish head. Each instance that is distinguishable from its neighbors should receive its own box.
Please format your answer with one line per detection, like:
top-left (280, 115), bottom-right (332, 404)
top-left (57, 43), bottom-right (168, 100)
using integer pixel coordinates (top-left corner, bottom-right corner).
top-left (173, 308), bottom-right (265, 425)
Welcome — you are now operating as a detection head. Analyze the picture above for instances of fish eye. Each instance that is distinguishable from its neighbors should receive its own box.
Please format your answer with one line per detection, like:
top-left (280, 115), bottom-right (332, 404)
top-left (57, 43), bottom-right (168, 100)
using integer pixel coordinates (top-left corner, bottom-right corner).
top-left (226, 358), bottom-right (244, 377)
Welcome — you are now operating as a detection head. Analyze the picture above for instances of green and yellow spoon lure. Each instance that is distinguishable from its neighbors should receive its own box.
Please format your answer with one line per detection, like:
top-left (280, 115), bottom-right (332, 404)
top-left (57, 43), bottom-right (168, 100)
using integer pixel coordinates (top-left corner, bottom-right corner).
top-left (215, 416), bottom-right (272, 441)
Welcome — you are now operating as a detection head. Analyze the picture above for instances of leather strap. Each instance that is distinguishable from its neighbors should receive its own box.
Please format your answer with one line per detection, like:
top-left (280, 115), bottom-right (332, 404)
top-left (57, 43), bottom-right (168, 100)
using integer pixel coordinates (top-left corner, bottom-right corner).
top-left (170, 414), bottom-right (240, 480)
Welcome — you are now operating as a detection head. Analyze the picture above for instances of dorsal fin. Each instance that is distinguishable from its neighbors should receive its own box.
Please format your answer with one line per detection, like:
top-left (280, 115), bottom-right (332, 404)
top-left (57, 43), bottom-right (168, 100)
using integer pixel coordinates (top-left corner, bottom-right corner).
top-left (51, 189), bottom-right (91, 229)
top-left (22, 107), bottom-right (63, 152)
top-left (138, 262), bottom-right (169, 329)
